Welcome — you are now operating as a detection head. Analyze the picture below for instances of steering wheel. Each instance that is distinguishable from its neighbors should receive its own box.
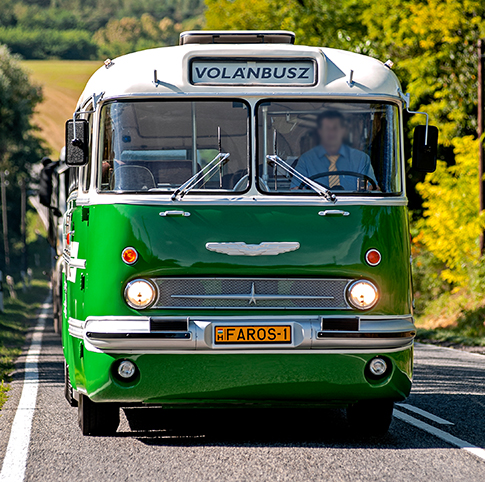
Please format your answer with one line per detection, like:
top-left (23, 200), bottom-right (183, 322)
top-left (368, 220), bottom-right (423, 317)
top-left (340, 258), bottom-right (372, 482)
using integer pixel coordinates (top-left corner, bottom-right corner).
top-left (298, 170), bottom-right (377, 191)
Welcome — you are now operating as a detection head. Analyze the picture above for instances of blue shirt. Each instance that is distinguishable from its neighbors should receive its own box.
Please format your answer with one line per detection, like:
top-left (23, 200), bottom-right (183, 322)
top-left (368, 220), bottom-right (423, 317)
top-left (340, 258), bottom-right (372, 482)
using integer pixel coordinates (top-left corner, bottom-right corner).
top-left (290, 144), bottom-right (377, 190)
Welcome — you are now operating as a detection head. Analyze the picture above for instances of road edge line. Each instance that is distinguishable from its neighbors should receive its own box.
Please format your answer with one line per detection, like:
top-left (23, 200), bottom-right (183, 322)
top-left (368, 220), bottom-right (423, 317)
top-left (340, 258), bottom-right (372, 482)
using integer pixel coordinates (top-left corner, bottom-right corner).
top-left (0, 301), bottom-right (51, 482)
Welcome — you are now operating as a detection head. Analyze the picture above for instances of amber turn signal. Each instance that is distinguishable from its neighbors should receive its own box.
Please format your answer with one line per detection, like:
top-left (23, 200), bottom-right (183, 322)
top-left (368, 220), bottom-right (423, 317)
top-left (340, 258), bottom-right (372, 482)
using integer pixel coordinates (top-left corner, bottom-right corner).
top-left (122, 247), bottom-right (139, 265)
top-left (365, 249), bottom-right (381, 266)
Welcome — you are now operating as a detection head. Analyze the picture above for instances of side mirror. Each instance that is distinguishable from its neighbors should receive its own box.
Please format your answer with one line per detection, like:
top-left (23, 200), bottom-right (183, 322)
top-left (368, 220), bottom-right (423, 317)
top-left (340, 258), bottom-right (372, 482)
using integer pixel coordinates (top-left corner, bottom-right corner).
top-left (65, 119), bottom-right (89, 166)
top-left (412, 125), bottom-right (438, 172)
top-left (39, 162), bottom-right (55, 208)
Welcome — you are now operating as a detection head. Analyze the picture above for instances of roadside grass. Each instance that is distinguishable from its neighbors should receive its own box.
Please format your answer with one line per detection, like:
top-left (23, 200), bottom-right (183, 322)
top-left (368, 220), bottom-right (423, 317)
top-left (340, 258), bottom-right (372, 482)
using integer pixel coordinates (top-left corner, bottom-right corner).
top-left (415, 289), bottom-right (485, 350)
top-left (20, 60), bottom-right (101, 158)
top-left (0, 278), bottom-right (50, 410)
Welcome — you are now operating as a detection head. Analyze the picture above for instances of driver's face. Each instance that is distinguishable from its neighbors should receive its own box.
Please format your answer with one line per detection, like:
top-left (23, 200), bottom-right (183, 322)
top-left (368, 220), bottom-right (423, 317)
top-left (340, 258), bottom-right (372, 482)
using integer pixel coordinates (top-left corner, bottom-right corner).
top-left (318, 118), bottom-right (346, 155)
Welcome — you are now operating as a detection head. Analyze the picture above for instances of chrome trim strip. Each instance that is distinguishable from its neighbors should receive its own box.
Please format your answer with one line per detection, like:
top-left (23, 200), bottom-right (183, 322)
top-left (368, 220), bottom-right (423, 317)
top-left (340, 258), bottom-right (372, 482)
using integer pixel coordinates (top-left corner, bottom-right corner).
top-left (171, 294), bottom-right (333, 301)
top-left (86, 332), bottom-right (191, 340)
top-left (159, 210), bottom-right (191, 217)
top-left (205, 241), bottom-right (300, 256)
top-left (75, 194), bottom-right (408, 207)
top-left (76, 315), bottom-right (415, 353)
top-left (68, 317), bottom-right (85, 339)
top-left (81, 345), bottom-right (414, 356)
top-left (319, 210), bottom-right (350, 216)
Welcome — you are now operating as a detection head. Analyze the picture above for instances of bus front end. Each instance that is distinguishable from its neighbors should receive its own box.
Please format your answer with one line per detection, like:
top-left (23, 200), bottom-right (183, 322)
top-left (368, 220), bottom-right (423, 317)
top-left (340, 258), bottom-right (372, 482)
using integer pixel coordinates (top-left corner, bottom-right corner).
top-left (62, 31), bottom-right (428, 436)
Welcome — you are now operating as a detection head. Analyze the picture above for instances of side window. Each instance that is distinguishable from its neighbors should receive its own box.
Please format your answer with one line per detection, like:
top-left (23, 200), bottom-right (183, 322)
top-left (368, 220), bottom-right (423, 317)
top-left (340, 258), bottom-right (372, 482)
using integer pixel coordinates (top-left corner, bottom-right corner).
top-left (83, 105), bottom-right (94, 192)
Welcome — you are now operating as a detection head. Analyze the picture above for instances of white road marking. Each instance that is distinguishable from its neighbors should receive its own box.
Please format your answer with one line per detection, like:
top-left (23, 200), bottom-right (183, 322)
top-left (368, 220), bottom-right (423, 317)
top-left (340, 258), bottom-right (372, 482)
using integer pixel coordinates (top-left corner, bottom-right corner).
top-left (0, 302), bottom-right (50, 482)
top-left (394, 409), bottom-right (485, 462)
top-left (396, 403), bottom-right (454, 425)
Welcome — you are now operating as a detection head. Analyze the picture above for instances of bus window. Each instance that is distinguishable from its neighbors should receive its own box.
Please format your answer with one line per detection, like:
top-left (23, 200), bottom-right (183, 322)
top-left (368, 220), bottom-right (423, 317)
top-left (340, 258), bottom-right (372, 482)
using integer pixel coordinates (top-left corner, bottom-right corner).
top-left (98, 100), bottom-right (249, 193)
top-left (83, 108), bottom-right (94, 193)
top-left (257, 101), bottom-right (401, 195)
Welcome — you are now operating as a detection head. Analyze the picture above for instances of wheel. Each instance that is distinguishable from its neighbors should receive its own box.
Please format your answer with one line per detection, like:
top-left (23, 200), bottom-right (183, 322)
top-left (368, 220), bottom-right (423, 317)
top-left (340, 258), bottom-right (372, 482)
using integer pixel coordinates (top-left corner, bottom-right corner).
top-left (78, 394), bottom-right (120, 436)
top-left (346, 400), bottom-right (394, 437)
top-left (64, 362), bottom-right (77, 407)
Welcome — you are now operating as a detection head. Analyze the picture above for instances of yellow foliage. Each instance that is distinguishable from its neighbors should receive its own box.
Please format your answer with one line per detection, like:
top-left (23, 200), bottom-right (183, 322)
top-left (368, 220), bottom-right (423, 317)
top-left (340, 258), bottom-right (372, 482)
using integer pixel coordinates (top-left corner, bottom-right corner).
top-left (416, 136), bottom-right (485, 286)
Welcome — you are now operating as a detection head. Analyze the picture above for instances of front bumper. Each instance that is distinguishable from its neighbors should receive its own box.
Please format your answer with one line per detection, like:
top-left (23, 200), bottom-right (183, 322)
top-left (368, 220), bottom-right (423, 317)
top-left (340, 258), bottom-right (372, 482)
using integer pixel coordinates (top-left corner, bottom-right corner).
top-left (67, 315), bottom-right (414, 406)
top-left (68, 314), bottom-right (415, 353)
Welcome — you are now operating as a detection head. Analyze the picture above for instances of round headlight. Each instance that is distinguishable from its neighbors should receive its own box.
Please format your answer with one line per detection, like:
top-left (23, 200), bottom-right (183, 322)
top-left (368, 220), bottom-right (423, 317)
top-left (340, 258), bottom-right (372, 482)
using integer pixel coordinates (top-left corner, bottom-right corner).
top-left (124, 279), bottom-right (157, 309)
top-left (347, 280), bottom-right (378, 310)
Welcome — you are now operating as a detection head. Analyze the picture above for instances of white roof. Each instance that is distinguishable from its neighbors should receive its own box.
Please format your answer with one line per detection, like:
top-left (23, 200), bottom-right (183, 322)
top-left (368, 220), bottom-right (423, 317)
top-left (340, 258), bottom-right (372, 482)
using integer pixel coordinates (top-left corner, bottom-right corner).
top-left (76, 43), bottom-right (402, 109)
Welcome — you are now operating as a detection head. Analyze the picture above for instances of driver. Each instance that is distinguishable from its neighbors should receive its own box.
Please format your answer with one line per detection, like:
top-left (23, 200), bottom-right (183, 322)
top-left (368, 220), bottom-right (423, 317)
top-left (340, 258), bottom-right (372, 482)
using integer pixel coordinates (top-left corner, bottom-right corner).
top-left (291, 110), bottom-right (376, 190)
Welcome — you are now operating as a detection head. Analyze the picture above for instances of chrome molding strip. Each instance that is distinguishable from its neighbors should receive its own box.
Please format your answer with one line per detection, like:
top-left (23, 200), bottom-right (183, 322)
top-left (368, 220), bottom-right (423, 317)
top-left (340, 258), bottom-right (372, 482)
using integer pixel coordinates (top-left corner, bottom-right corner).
top-left (74, 315), bottom-right (415, 353)
top-left (68, 317), bottom-right (85, 339)
top-left (172, 294), bottom-right (333, 300)
top-left (75, 194), bottom-right (409, 207)
top-left (206, 241), bottom-right (300, 256)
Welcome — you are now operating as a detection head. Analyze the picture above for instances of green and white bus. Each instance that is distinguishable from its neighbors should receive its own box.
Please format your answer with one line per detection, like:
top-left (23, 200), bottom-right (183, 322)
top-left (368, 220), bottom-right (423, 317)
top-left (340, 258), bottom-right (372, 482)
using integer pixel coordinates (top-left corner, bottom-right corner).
top-left (61, 31), bottom-right (437, 436)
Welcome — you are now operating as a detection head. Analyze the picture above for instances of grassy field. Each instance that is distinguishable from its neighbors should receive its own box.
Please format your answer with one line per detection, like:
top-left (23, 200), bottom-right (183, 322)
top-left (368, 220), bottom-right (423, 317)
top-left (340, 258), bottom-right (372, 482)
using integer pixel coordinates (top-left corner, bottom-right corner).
top-left (21, 60), bottom-right (101, 158)
top-left (0, 278), bottom-right (51, 410)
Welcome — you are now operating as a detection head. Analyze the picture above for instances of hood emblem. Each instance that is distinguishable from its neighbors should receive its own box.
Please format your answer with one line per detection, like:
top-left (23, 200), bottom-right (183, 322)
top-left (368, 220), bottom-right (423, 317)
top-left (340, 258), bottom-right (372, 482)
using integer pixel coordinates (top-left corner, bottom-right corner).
top-left (205, 242), bottom-right (300, 256)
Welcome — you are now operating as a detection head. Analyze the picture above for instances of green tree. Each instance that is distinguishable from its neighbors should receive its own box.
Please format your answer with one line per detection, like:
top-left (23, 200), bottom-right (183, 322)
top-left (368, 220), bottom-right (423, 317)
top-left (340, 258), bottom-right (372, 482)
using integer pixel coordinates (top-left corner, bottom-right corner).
top-left (205, 0), bottom-right (367, 50)
top-left (361, 0), bottom-right (485, 142)
top-left (415, 136), bottom-right (485, 287)
top-left (0, 45), bottom-right (46, 272)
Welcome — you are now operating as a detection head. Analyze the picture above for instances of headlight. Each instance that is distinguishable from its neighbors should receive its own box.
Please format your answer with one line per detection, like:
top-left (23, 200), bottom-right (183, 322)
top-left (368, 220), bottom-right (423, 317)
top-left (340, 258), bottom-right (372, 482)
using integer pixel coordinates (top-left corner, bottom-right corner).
top-left (124, 279), bottom-right (157, 309)
top-left (347, 280), bottom-right (378, 310)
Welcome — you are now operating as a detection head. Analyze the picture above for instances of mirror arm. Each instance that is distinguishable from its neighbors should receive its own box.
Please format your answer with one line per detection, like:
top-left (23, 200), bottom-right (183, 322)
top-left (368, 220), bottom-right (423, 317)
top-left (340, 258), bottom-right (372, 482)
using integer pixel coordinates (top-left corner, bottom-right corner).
top-left (71, 92), bottom-right (104, 145)
top-left (398, 89), bottom-right (429, 145)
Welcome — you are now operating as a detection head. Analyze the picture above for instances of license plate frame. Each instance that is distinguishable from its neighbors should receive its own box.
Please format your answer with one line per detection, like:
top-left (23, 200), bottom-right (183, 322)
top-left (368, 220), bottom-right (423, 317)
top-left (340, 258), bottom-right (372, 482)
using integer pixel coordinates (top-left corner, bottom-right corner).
top-left (214, 325), bottom-right (292, 345)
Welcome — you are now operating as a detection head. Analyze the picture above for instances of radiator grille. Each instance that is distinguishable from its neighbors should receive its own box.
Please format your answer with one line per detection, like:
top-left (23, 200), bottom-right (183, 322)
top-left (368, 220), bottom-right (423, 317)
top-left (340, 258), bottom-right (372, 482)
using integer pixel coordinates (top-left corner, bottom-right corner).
top-left (151, 278), bottom-right (352, 310)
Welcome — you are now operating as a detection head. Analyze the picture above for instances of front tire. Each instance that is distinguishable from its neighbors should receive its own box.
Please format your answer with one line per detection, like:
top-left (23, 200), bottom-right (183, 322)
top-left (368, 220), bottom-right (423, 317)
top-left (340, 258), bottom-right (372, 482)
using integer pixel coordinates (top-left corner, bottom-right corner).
top-left (347, 400), bottom-right (394, 437)
top-left (78, 394), bottom-right (120, 436)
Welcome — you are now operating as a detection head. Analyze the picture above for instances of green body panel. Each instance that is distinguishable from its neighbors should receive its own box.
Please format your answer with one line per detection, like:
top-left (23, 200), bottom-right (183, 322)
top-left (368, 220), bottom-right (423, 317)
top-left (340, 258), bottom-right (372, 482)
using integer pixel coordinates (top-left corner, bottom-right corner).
top-left (66, 203), bottom-right (412, 319)
top-left (82, 348), bottom-right (412, 406)
top-left (63, 201), bottom-right (413, 405)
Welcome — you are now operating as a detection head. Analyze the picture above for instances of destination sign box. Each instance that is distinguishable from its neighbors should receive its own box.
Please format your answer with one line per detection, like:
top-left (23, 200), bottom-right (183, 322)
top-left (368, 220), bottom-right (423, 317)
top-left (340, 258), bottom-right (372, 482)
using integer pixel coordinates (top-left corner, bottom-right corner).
top-left (191, 59), bottom-right (316, 86)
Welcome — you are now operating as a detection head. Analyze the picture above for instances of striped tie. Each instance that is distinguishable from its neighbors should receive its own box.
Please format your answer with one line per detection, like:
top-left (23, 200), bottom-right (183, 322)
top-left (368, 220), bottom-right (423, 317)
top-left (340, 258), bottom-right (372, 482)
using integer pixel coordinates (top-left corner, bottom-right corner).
top-left (327, 155), bottom-right (340, 188)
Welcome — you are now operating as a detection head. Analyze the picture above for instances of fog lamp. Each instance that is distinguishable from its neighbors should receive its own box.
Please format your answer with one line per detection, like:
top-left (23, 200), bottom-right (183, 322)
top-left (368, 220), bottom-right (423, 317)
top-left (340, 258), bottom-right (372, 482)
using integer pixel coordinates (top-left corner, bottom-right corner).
top-left (369, 357), bottom-right (387, 376)
top-left (347, 280), bottom-right (378, 310)
top-left (124, 279), bottom-right (156, 309)
top-left (117, 360), bottom-right (136, 379)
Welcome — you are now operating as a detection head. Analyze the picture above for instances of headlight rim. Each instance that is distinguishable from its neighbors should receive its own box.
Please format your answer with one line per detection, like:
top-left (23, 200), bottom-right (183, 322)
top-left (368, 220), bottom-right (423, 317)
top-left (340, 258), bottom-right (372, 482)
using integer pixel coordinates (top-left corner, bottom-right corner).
top-left (124, 278), bottom-right (158, 310)
top-left (346, 279), bottom-right (379, 311)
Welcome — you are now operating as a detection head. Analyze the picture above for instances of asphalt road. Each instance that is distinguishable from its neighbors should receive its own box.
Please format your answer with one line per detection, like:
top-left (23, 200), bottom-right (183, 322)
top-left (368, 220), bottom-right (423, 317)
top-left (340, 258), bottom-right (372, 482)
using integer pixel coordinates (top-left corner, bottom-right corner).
top-left (1, 303), bottom-right (485, 481)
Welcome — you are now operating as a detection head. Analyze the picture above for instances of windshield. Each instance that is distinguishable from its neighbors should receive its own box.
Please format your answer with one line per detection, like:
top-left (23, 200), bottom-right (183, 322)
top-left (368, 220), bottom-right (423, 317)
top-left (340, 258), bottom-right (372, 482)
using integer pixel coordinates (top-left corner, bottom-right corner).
top-left (257, 101), bottom-right (401, 195)
top-left (99, 100), bottom-right (249, 193)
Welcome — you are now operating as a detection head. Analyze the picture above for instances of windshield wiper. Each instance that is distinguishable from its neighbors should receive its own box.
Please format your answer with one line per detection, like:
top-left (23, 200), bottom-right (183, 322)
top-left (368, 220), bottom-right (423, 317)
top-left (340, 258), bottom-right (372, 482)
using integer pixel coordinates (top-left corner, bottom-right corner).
top-left (266, 154), bottom-right (337, 203)
top-left (171, 152), bottom-right (230, 201)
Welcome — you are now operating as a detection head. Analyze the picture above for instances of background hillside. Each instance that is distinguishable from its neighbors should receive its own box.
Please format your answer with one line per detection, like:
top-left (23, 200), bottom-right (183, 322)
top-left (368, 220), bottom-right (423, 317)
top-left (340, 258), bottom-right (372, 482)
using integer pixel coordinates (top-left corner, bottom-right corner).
top-left (20, 60), bottom-right (101, 157)
top-left (0, 0), bottom-right (205, 60)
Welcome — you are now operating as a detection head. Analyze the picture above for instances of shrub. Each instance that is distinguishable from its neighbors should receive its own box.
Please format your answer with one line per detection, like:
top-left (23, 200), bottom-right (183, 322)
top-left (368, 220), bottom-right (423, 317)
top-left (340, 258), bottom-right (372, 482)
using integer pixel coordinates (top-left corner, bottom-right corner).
top-left (0, 27), bottom-right (98, 59)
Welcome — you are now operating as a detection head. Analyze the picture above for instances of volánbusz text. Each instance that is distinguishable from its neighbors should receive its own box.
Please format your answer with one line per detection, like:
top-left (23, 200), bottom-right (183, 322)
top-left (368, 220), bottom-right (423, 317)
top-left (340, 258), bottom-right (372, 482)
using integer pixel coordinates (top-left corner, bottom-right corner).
top-left (191, 60), bottom-right (316, 85)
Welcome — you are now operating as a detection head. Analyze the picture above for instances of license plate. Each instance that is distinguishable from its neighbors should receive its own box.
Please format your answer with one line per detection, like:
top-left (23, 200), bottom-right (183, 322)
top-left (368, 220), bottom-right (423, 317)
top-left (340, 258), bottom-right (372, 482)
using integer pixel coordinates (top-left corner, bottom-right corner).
top-left (214, 325), bottom-right (291, 344)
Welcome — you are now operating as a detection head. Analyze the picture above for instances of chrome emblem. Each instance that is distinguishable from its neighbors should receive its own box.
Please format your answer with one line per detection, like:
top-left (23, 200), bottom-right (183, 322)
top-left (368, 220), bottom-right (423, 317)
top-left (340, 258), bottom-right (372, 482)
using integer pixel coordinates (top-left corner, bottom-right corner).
top-left (205, 242), bottom-right (300, 256)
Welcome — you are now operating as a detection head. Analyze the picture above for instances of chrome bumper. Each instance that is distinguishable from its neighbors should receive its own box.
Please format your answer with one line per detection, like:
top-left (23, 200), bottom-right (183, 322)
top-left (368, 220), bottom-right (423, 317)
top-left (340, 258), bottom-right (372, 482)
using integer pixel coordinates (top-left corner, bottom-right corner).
top-left (69, 315), bottom-right (415, 354)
